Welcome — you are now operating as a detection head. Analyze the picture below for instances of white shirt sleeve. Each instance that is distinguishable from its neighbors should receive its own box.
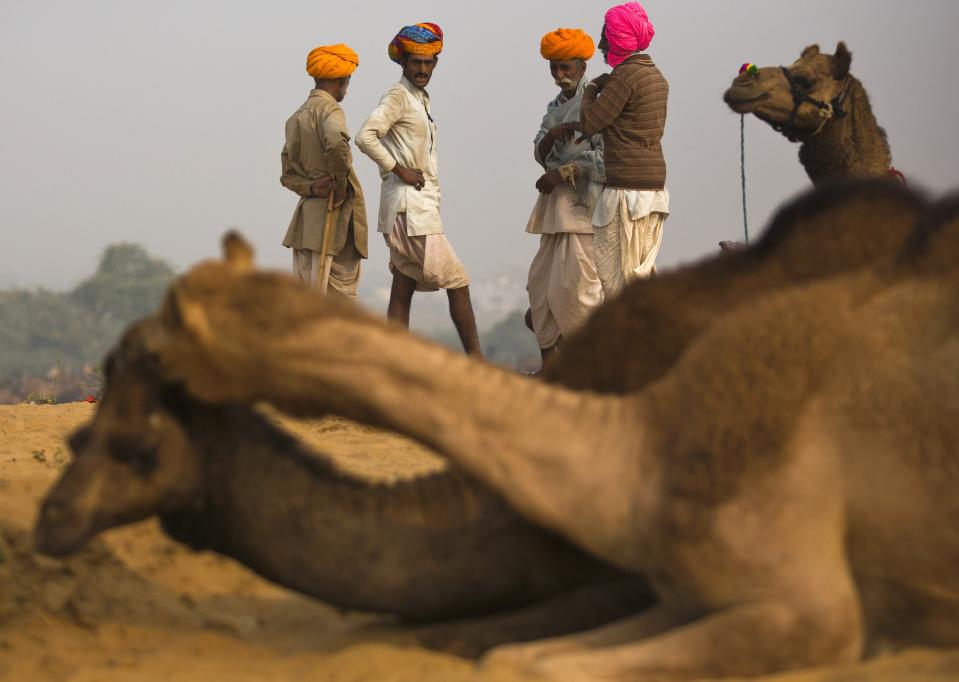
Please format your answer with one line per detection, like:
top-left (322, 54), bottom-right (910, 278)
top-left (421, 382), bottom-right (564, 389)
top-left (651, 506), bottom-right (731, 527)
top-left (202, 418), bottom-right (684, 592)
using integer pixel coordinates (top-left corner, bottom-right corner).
top-left (356, 88), bottom-right (406, 174)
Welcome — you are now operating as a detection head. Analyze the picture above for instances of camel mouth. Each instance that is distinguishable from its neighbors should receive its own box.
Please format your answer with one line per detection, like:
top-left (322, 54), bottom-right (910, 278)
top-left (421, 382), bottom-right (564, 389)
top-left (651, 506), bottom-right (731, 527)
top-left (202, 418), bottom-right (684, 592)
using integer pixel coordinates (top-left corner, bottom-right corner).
top-left (33, 502), bottom-right (95, 558)
top-left (724, 90), bottom-right (769, 113)
top-left (33, 524), bottom-right (93, 558)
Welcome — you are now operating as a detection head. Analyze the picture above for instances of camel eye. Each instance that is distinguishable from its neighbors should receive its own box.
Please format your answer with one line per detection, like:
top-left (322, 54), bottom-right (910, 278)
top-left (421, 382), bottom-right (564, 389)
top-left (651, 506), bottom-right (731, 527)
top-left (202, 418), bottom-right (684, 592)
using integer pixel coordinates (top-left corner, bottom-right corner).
top-left (68, 427), bottom-right (92, 455)
top-left (107, 435), bottom-right (159, 476)
top-left (793, 76), bottom-right (813, 89)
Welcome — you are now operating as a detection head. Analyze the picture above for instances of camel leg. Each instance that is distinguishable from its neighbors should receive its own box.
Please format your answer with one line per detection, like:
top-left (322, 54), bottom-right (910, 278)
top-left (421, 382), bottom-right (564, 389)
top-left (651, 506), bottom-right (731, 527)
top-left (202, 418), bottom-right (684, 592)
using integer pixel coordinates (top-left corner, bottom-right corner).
top-left (416, 575), bottom-right (656, 659)
top-left (482, 603), bottom-right (694, 671)
top-left (524, 594), bottom-right (863, 682)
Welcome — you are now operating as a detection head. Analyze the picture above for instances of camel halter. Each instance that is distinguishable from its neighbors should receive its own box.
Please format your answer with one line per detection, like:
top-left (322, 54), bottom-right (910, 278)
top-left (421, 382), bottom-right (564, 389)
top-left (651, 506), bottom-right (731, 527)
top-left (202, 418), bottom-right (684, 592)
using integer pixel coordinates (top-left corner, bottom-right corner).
top-left (773, 67), bottom-right (852, 143)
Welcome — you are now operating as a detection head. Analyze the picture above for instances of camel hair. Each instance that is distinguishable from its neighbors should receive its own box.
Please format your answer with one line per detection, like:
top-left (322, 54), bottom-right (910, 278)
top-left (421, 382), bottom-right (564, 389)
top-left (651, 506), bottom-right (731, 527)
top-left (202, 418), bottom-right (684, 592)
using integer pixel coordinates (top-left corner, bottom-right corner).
top-left (35, 180), bottom-right (959, 680)
top-left (35, 181), bottom-right (920, 632)
top-left (725, 42), bottom-right (894, 185)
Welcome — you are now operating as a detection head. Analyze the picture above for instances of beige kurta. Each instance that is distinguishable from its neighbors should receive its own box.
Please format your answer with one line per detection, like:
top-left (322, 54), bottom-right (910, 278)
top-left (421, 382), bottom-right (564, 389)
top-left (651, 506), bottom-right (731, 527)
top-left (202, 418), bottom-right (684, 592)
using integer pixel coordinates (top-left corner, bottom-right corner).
top-left (281, 89), bottom-right (369, 260)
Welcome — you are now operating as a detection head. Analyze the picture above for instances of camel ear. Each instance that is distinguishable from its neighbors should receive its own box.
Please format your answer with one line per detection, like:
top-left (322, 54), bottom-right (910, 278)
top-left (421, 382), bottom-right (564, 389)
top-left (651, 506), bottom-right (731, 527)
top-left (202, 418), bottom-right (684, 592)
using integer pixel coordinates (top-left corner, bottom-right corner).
top-left (222, 231), bottom-right (255, 273)
top-left (167, 287), bottom-right (213, 344)
top-left (801, 44), bottom-right (820, 59)
top-left (832, 42), bottom-right (852, 80)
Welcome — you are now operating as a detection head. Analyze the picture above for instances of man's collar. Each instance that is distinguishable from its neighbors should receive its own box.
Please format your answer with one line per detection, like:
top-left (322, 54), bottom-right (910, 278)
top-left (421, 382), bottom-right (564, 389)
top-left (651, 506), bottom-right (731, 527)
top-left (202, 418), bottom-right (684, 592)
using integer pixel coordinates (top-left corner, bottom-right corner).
top-left (622, 52), bottom-right (653, 66)
top-left (309, 88), bottom-right (336, 101)
top-left (400, 76), bottom-right (429, 99)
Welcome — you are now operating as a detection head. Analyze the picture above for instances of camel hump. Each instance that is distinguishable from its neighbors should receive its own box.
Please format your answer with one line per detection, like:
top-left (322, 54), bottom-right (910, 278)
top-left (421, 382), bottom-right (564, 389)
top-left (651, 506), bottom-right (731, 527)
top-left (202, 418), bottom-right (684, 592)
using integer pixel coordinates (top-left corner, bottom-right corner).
top-left (222, 231), bottom-right (255, 273)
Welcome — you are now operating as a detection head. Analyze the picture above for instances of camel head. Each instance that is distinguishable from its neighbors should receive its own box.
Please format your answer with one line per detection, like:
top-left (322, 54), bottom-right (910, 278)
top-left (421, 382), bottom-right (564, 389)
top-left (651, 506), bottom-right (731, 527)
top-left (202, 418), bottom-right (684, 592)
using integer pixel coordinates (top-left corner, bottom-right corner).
top-left (35, 232), bottom-right (284, 557)
top-left (34, 320), bottom-right (205, 557)
top-left (724, 43), bottom-right (853, 141)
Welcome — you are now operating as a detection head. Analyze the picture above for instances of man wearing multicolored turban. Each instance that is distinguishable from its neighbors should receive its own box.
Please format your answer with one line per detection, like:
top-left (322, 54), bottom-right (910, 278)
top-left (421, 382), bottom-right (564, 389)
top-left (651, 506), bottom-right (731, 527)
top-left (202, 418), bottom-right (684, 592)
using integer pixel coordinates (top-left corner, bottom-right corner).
top-left (357, 23), bottom-right (482, 356)
top-left (281, 44), bottom-right (368, 299)
top-left (524, 28), bottom-right (606, 364)
top-left (580, 2), bottom-right (670, 297)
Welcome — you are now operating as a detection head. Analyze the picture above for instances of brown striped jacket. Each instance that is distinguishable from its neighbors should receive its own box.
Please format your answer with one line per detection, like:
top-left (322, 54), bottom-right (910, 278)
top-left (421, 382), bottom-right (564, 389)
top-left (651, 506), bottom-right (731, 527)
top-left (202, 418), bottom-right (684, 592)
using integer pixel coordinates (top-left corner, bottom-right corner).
top-left (580, 53), bottom-right (668, 190)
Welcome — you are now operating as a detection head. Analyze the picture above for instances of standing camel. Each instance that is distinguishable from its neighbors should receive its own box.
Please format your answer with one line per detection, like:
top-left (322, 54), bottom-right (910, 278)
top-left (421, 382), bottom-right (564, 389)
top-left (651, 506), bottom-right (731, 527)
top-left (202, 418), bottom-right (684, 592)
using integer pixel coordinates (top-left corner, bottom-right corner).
top-left (724, 42), bottom-right (896, 184)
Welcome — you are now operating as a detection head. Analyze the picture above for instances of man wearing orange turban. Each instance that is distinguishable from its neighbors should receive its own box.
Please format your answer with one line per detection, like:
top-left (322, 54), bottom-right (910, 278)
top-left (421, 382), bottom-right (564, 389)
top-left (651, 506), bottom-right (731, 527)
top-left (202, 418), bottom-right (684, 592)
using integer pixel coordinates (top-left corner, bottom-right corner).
top-left (525, 28), bottom-right (605, 365)
top-left (280, 44), bottom-right (368, 299)
top-left (357, 23), bottom-right (483, 356)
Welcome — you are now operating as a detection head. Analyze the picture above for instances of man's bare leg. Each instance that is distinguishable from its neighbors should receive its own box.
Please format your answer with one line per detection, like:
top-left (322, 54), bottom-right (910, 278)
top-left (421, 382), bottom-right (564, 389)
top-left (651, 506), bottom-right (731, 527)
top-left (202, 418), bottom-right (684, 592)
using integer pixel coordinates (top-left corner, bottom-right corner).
top-left (447, 285), bottom-right (482, 356)
top-left (387, 271), bottom-right (417, 328)
top-left (523, 308), bottom-right (558, 367)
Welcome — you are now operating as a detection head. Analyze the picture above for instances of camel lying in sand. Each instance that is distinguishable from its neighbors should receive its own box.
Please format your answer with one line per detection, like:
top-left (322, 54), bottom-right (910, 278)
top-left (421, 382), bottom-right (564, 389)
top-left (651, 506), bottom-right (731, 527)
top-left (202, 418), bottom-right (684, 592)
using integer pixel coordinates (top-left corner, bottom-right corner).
top-left (725, 42), bottom-right (895, 185)
top-left (35, 183), bottom-right (918, 628)
top-left (36, 180), bottom-right (959, 679)
top-left (37, 357), bottom-right (636, 622)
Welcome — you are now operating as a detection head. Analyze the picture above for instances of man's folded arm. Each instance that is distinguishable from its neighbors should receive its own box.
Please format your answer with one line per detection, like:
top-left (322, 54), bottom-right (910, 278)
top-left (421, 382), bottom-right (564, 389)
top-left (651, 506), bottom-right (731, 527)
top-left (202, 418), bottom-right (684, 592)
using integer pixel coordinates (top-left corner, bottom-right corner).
top-left (280, 141), bottom-right (315, 197)
top-left (322, 107), bottom-right (354, 194)
top-left (356, 89), bottom-right (405, 173)
top-left (580, 77), bottom-right (630, 136)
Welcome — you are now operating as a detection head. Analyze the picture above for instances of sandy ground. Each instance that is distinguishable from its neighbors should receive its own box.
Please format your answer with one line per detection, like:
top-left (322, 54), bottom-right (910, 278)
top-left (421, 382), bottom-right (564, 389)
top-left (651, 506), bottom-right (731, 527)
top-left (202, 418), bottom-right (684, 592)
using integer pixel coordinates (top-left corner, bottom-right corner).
top-left (1, 403), bottom-right (958, 682)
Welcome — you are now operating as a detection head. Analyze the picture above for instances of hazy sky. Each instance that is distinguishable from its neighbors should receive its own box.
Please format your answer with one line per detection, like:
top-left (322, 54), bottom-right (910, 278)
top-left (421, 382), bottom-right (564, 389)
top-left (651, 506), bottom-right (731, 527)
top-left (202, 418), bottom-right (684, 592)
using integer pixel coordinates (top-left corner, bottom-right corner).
top-left (2, 0), bottom-right (957, 296)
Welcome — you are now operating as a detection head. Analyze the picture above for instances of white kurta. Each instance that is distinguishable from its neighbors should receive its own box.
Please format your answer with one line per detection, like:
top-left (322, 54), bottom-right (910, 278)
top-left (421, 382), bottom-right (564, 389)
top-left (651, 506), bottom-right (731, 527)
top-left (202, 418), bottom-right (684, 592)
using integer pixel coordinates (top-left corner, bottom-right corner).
top-left (356, 77), bottom-right (443, 237)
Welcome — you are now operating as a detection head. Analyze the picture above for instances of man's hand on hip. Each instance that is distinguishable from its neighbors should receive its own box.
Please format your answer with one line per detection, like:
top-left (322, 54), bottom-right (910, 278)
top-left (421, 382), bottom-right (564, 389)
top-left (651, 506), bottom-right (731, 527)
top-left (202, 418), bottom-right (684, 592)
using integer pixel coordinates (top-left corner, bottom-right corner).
top-left (393, 165), bottom-right (426, 191)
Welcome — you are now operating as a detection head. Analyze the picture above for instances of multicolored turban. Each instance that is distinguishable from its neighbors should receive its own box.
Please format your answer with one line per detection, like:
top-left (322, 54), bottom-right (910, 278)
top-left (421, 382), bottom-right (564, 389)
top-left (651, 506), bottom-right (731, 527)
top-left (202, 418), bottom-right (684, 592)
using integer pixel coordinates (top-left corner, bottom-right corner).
top-left (388, 22), bottom-right (444, 64)
top-left (306, 44), bottom-right (359, 80)
top-left (604, 2), bottom-right (655, 68)
top-left (540, 28), bottom-right (595, 61)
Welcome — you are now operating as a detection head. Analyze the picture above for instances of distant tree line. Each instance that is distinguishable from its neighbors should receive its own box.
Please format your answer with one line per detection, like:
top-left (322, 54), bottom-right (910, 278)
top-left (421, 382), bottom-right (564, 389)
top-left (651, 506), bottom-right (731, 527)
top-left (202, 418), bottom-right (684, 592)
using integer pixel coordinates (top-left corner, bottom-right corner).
top-left (1, 243), bottom-right (542, 403)
top-left (0, 244), bottom-right (175, 403)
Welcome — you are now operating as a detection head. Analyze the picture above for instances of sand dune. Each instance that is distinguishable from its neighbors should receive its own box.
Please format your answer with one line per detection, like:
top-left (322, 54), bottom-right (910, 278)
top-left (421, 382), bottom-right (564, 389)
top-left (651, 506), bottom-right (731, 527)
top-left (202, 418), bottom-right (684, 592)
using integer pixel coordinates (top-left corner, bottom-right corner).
top-left (1, 403), bottom-right (957, 681)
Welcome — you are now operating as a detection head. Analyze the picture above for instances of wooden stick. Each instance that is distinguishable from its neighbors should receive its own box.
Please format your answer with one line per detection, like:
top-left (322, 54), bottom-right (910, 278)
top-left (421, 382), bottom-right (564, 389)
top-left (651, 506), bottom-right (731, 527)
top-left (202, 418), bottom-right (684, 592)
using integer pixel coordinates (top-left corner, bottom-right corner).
top-left (318, 192), bottom-right (337, 293)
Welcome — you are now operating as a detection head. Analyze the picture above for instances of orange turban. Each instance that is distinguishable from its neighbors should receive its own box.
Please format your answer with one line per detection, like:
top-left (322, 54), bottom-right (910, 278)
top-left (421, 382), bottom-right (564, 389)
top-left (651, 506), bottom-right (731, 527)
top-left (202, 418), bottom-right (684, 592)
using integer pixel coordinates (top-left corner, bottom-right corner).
top-left (540, 28), bottom-right (595, 61)
top-left (388, 23), bottom-right (444, 64)
top-left (306, 44), bottom-right (359, 80)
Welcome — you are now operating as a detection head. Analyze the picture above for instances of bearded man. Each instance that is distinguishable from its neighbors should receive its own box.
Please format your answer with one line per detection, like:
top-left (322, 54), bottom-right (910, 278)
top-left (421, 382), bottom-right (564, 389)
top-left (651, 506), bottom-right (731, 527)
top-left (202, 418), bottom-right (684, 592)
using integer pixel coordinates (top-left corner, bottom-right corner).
top-left (525, 28), bottom-right (605, 364)
top-left (580, 2), bottom-right (669, 297)
top-left (356, 23), bottom-right (482, 356)
top-left (281, 44), bottom-right (368, 299)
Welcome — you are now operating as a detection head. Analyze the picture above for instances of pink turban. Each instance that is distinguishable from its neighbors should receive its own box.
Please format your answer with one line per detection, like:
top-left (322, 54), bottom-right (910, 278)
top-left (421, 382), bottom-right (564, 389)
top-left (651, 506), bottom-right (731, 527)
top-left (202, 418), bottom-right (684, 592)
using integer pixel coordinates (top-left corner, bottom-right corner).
top-left (604, 2), bottom-right (655, 68)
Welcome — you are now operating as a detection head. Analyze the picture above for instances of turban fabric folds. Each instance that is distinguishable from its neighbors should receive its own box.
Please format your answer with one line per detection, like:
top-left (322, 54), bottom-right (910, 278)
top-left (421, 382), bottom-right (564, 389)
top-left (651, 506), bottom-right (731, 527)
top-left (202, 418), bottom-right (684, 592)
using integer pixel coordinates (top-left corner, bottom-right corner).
top-left (306, 44), bottom-right (359, 79)
top-left (388, 22), bottom-right (444, 64)
top-left (604, 2), bottom-right (655, 68)
top-left (540, 28), bottom-right (595, 61)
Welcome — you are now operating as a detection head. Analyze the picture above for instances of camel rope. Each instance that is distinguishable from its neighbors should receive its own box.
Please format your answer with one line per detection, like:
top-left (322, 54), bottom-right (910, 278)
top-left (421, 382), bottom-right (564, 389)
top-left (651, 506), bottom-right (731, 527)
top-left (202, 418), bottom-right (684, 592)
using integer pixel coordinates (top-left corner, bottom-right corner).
top-left (740, 114), bottom-right (750, 244)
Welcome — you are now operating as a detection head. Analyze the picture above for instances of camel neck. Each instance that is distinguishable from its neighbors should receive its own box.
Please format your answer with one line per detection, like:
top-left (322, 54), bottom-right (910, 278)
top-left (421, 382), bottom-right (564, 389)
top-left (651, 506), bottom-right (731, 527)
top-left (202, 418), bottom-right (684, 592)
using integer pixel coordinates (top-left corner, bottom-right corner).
top-left (160, 403), bottom-right (604, 620)
top-left (799, 77), bottom-right (891, 185)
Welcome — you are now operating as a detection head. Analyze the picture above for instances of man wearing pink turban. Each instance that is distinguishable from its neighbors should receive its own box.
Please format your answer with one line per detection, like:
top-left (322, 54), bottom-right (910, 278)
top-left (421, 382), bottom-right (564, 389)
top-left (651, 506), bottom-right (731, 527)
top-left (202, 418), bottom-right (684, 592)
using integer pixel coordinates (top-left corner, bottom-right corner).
top-left (579, 2), bottom-right (670, 297)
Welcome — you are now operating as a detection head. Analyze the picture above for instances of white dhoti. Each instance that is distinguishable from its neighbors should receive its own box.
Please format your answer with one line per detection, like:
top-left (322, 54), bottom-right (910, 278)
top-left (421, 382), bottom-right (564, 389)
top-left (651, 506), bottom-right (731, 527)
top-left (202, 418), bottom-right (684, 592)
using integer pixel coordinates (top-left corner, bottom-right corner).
top-left (385, 213), bottom-right (470, 292)
top-left (593, 188), bottom-right (670, 298)
top-left (292, 225), bottom-right (362, 300)
top-left (526, 233), bottom-right (603, 349)
top-left (525, 184), bottom-right (603, 349)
